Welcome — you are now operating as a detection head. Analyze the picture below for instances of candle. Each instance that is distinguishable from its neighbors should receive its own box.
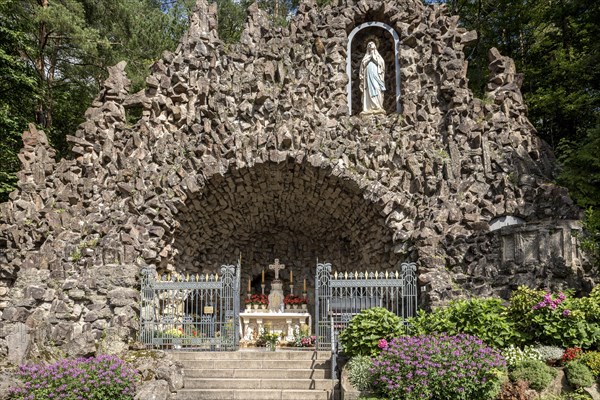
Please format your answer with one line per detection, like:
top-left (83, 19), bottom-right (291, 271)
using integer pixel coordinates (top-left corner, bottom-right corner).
top-left (248, 279), bottom-right (251, 292)
top-left (290, 270), bottom-right (293, 283)
top-left (261, 269), bottom-right (265, 283)
top-left (303, 278), bottom-right (307, 292)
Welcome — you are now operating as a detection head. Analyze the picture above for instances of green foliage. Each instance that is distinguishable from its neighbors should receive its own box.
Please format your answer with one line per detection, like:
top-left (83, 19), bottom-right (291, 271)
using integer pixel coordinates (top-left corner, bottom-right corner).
top-left (579, 351), bottom-right (600, 378)
top-left (0, 0), bottom-right (38, 201)
top-left (565, 360), bottom-right (596, 389)
top-left (502, 345), bottom-right (543, 370)
top-left (432, 0), bottom-right (600, 258)
top-left (0, 0), bottom-right (197, 200)
top-left (339, 307), bottom-right (403, 357)
top-left (346, 355), bottom-right (374, 392)
top-left (214, 0), bottom-right (250, 44)
top-left (409, 298), bottom-right (522, 348)
top-left (509, 359), bottom-right (557, 392)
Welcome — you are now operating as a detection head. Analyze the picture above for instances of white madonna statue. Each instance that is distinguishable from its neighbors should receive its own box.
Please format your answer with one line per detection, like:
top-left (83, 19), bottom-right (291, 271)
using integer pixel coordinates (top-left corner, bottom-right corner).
top-left (359, 41), bottom-right (386, 115)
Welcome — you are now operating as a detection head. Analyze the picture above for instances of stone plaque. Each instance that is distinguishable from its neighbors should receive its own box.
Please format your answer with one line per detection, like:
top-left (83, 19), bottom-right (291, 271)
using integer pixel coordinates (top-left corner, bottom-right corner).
top-left (519, 233), bottom-right (539, 263)
top-left (549, 230), bottom-right (564, 258)
top-left (502, 235), bottom-right (515, 262)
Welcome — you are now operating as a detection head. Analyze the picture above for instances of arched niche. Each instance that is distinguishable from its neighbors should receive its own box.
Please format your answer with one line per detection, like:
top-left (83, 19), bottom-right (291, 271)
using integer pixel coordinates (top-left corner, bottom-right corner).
top-left (347, 21), bottom-right (401, 115)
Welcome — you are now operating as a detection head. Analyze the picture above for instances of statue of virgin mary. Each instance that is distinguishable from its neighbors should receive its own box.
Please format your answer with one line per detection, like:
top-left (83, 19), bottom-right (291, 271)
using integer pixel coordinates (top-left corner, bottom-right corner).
top-left (359, 41), bottom-right (386, 114)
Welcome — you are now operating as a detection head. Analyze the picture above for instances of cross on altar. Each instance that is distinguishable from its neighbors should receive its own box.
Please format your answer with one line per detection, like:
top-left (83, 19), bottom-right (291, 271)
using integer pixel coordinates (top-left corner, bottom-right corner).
top-left (269, 259), bottom-right (285, 281)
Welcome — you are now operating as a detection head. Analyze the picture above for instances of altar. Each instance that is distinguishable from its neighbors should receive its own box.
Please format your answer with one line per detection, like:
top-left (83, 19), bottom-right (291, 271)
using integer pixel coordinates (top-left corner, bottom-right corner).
top-left (241, 259), bottom-right (312, 343)
top-left (240, 311), bottom-right (311, 342)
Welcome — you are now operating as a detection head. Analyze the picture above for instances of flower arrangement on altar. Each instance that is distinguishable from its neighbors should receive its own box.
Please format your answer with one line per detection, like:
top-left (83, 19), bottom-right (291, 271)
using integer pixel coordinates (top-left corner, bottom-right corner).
top-left (245, 293), bottom-right (269, 306)
top-left (283, 294), bottom-right (308, 305)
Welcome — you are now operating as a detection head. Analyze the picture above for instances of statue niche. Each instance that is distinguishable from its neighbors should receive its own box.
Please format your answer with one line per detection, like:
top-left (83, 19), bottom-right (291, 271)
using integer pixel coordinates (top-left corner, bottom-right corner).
top-left (347, 22), bottom-right (400, 115)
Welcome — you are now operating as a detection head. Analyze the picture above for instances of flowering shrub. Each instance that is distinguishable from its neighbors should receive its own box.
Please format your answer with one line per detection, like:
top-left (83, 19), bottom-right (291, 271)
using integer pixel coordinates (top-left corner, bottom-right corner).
top-left (562, 347), bottom-right (583, 364)
top-left (501, 345), bottom-right (543, 370)
top-left (532, 291), bottom-right (566, 310)
top-left (245, 293), bottom-right (268, 305)
top-left (509, 286), bottom-right (600, 349)
top-left (8, 354), bottom-right (137, 400)
top-left (371, 333), bottom-right (506, 400)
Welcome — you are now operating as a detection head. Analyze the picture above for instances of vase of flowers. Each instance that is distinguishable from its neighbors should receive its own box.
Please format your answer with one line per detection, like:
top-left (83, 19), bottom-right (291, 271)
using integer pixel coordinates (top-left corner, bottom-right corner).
top-left (284, 294), bottom-right (307, 310)
top-left (257, 329), bottom-right (279, 351)
top-left (245, 293), bottom-right (269, 311)
top-left (293, 325), bottom-right (316, 348)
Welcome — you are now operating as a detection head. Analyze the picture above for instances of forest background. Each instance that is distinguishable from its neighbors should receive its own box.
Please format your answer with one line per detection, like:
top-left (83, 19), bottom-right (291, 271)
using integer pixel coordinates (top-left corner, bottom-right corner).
top-left (0, 0), bottom-right (598, 262)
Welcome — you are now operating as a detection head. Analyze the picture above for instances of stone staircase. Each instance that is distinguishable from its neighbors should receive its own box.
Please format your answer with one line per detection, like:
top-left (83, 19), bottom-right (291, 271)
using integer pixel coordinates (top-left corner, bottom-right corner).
top-left (172, 350), bottom-right (337, 400)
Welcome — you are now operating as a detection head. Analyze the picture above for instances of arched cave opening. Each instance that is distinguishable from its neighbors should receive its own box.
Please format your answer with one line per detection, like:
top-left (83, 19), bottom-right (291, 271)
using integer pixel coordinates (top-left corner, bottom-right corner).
top-left (171, 159), bottom-right (403, 296)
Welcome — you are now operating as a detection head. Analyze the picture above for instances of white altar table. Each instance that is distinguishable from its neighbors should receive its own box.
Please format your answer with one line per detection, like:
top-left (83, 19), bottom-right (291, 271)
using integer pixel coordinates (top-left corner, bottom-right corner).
top-left (239, 311), bottom-right (312, 342)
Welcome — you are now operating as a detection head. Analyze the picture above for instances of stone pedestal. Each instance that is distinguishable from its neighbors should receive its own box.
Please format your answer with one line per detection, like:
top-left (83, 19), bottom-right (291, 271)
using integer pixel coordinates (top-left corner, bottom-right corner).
top-left (268, 280), bottom-right (284, 312)
top-left (239, 312), bottom-right (312, 342)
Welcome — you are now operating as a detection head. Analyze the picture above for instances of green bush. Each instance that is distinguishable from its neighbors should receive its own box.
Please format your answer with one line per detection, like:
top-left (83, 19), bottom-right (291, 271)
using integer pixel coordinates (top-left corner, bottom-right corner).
top-left (346, 355), bottom-right (374, 391)
top-left (409, 298), bottom-right (521, 348)
top-left (509, 359), bottom-right (557, 391)
top-left (580, 351), bottom-right (600, 377)
top-left (339, 307), bottom-right (402, 357)
top-left (565, 360), bottom-right (596, 388)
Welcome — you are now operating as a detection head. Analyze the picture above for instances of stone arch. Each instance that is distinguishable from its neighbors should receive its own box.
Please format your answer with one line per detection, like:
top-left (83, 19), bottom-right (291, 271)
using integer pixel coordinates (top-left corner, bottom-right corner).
top-left (347, 21), bottom-right (401, 115)
top-left (163, 156), bottom-right (409, 294)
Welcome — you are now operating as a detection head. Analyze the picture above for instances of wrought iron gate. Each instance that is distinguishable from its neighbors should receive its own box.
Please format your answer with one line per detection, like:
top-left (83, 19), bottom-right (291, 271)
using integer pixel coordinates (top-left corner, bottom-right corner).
top-left (139, 262), bottom-right (241, 351)
top-left (315, 262), bottom-right (418, 351)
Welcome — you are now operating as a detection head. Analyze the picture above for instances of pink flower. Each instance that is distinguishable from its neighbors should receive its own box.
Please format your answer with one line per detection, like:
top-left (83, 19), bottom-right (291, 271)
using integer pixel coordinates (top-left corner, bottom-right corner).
top-left (378, 339), bottom-right (388, 349)
top-left (563, 309), bottom-right (571, 317)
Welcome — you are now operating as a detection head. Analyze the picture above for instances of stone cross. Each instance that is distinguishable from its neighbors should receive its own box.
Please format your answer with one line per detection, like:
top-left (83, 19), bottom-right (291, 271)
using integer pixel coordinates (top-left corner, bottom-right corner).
top-left (269, 259), bottom-right (285, 281)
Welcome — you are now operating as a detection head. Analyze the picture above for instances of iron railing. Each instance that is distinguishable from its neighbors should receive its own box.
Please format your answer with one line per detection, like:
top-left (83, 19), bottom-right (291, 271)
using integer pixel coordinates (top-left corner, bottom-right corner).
top-left (139, 262), bottom-right (241, 351)
top-left (315, 262), bottom-right (418, 352)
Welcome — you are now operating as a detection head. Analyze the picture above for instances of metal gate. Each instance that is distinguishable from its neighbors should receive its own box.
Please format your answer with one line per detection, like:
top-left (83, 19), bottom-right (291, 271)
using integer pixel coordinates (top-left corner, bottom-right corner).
top-left (139, 262), bottom-right (241, 351)
top-left (315, 261), bottom-right (418, 351)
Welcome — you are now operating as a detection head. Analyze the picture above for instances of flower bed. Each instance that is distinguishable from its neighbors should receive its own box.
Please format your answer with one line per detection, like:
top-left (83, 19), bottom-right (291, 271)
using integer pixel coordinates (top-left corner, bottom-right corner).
top-left (8, 354), bottom-right (137, 399)
top-left (372, 333), bottom-right (506, 400)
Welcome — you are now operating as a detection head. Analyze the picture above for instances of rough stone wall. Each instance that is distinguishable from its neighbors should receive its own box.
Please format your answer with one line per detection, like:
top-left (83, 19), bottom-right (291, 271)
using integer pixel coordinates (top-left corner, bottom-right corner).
top-left (0, 0), bottom-right (596, 364)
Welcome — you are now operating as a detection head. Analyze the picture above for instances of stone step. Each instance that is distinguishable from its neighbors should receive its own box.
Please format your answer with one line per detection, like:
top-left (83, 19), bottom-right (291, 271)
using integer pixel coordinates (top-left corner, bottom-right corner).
top-left (185, 368), bottom-right (330, 379)
top-left (177, 359), bottom-right (331, 370)
top-left (172, 350), bottom-right (336, 400)
top-left (185, 378), bottom-right (332, 390)
top-left (175, 389), bottom-right (333, 400)
top-left (171, 350), bottom-right (330, 361)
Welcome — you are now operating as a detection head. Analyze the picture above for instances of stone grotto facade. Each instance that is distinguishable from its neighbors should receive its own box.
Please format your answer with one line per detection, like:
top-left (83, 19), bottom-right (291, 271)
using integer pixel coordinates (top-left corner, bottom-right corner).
top-left (0, 0), bottom-right (597, 372)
